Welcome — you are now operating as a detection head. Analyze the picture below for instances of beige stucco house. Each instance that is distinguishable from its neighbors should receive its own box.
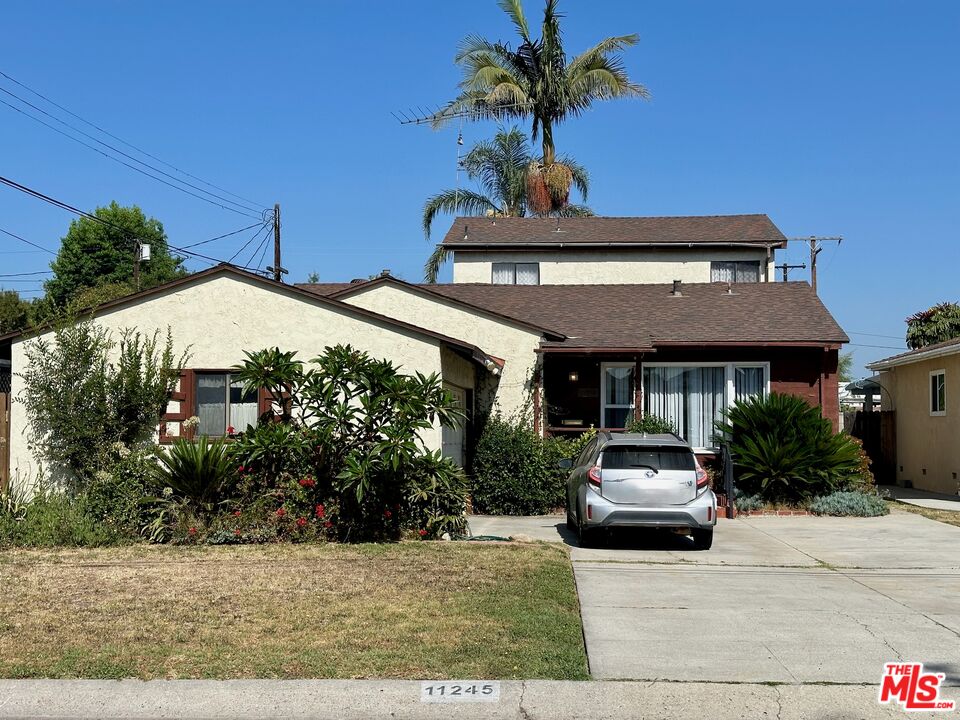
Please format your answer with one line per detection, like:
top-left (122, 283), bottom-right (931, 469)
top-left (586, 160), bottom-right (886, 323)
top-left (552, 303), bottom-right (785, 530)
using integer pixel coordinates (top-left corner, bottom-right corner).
top-left (868, 337), bottom-right (960, 495)
top-left (0, 214), bottom-right (848, 494)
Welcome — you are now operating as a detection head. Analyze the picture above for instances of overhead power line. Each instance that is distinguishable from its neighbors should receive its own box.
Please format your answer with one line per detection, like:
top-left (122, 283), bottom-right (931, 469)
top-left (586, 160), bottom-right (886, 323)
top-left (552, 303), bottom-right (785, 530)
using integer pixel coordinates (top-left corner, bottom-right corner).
top-left (0, 225), bottom-right (56, 254)
top-left (0, 94), bottom-right (263, 220)
top-left (0, 68), bottom-right (268, 210)
top-left (0, 270), bottom-right (51, 277)
top-left (0, 173), bottom-right (265, 268)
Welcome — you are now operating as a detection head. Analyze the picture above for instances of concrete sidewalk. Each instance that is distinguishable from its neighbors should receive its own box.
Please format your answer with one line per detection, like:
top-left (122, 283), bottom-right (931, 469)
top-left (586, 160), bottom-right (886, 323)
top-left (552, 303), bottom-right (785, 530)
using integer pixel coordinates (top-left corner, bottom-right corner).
top-left (884, 485), bottom-right (960, 512)
top-left (0, 679), bottom-right (913, 719)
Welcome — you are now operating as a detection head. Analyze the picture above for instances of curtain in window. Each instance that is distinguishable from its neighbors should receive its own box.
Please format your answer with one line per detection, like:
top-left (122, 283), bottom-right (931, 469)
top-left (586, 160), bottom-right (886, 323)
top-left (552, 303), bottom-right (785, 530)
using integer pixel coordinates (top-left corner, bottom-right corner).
top-left (197, 374), bottom-right (226, 436)
top-left (603, 366), bottom-right (634, 428)
top-left (644, 367), bottom-right (724, 447)
top-left (229, 380), bottom-right (259, 431)
top-left (515, 263), bottom-right (540, 285)
top-left (711, 262), bottom-right (735, 282)
top-left (491, 263), bottom-right (515, 284)
top-left (736, 262), bottom-right (761, 283)
top-left (735, 367), bottom-right (765, 403)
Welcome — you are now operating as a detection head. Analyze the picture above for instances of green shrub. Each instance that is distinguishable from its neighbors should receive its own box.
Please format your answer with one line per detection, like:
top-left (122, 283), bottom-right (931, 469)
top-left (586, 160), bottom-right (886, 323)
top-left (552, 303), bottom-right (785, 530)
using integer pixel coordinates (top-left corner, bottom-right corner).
top-left (471, 414), bottom-right (594, 515)
top-left (83, 445), bottom-right (154, 537)
top-left (625, 412), bottom-right (676, 435)
top-left (0, 484), bottom-right (122, 547)
top-left (149, 437), bottom-right (235, 515)
top-left (734, 492), bottom-right (764, 513)
top-left (405, 451), bottom-right (470, 538)
top-left (808, 491), bottom-right (889, 517)
top-left (717, 393), bottom-right (861, 503)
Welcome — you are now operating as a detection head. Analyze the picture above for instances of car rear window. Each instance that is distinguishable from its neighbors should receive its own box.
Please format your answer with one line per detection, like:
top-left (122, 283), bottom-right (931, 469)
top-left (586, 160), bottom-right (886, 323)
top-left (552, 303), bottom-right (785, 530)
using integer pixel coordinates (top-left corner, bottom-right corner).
top-left (600, 445), bottom-right (696, 471)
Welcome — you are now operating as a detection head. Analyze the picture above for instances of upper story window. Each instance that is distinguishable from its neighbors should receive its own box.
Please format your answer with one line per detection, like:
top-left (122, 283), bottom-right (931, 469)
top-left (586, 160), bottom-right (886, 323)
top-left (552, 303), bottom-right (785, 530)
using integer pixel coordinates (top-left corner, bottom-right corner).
top-left (930, 370), bottom-right (946, 416)
top-left (196, 372), bottom-right (258, 435)
top-left (492, 262), bottom-right (539, 285)
top-left (711, 261), bottom-right (761, 283)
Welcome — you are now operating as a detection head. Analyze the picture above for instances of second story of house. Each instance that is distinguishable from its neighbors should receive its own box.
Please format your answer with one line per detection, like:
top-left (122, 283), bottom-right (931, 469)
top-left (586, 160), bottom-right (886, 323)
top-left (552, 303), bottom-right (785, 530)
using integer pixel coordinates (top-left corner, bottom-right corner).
top-left (441, 214), bottom-right (787, 285)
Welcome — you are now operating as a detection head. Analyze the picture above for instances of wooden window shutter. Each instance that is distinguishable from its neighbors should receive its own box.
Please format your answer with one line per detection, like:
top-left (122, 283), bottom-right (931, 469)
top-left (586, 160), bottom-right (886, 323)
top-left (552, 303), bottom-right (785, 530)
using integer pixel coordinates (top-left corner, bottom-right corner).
top-left (159, 369), bottom-right (195, 443)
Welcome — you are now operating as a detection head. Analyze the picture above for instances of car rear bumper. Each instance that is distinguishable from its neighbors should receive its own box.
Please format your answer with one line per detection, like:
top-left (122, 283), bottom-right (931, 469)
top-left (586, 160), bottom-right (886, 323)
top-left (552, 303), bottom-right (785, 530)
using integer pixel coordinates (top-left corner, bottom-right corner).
top-left (584, 488), bottom-right (717, 530)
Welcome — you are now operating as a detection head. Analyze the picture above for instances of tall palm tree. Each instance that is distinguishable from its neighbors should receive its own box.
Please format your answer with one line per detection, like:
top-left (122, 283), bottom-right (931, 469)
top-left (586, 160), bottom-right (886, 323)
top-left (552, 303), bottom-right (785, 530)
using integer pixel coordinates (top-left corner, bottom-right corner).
top-left (422, 127), bottom-right (592, 282)
top-left (434, 0), bottom-right (648, 168)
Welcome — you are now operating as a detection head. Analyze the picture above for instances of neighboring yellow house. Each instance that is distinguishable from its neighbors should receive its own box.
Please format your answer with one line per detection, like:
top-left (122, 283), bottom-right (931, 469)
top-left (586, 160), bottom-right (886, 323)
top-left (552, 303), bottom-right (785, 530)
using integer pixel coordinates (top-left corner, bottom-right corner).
top-left (868, 337), bottom-right (960, 495)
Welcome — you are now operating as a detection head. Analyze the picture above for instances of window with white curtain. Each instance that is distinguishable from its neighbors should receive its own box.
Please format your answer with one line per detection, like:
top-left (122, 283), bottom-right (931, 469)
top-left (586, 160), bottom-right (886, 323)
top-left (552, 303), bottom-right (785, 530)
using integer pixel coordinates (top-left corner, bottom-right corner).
top-left (711, 261), bottom-right (761, 283)
top-left (642, 364), bottom-right (769, 448)
top-left (491, 262), bottom-right (539, 285)
top-left (601, 363), bottom-right (635, 428)
top-left (196, 373), bottom-right (258, 435)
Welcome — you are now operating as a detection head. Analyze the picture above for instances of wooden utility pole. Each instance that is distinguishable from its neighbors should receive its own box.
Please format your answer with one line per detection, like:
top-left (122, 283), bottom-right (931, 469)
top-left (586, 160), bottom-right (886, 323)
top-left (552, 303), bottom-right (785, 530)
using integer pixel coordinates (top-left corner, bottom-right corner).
top-left (273, 204), bottom-right (281, 283)
top-left (776, 262), bottom-right (806, 281)
top-left (790, 236), bottom-right (842, 293)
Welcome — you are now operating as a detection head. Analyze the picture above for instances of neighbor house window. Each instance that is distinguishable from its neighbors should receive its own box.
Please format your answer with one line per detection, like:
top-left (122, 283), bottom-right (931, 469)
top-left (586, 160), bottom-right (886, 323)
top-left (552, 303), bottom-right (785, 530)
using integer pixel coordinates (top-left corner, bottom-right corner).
top-left (601, 363), bottom-right (635, 428)
top-left (492, 262), bottom-right (539, 285)
top-left (642, 363), bottom-right (769, 449)
top-left (930, 370), bottom-right (946, 416)
top-left (711, 261), bottom-right (761, 283)
top-left (196, 372), bottom-right (258, 435)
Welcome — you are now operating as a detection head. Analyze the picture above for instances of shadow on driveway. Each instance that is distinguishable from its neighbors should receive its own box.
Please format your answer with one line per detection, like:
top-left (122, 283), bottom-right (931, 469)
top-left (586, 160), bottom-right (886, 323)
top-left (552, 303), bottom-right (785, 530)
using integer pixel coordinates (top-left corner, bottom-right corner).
top-left (552, 522), bottom-right (700, 552)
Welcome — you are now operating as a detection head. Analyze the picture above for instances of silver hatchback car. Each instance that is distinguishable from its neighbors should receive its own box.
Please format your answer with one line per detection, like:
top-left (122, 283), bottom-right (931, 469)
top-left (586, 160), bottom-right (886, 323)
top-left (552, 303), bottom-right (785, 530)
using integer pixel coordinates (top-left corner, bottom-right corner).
top-left (561, 432), bottom-right (717, 549)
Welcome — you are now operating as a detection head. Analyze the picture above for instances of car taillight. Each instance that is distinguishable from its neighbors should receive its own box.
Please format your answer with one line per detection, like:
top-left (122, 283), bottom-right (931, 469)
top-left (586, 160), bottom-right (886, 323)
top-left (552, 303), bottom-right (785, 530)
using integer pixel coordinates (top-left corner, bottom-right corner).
top-left (695, 460), bottom-right (709, 489)
top-left (587, 465), bottom-right (602, 488)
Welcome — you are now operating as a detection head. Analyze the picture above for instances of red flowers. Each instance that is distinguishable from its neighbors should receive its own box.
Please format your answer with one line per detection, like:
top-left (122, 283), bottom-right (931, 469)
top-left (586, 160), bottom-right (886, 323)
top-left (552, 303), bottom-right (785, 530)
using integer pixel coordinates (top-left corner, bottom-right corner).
top-left (188, 527), bottom-right (197, 536)
top-left (298, 477), bottom-right (316, 488)
top-left (383, 509), bottom-right (392, 518)
top-left (238, 465), bottom-right (246, 474)
top-left (234, 528), bottom-right (242, 537)
top-left (419, 529), bottom-right (428, 537)
top-left (233, 510), bottom-right (242, 517)
top-left (226, 425), bottom-right (235, 435)
top-left (315, 504), bottom-right (325, 519)
top-left (275, 507), bottom-right (286, 518)
top-left (296, 517), bottom-right (308, 528)
top-left (323, 520), bottom-right (333, 529)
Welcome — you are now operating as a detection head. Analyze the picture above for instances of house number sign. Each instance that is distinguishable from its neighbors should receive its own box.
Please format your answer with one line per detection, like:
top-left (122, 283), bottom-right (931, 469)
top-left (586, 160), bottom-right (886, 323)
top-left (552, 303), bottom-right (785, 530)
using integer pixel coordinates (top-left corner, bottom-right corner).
top-left (420, 680), bottom-right (501, 703)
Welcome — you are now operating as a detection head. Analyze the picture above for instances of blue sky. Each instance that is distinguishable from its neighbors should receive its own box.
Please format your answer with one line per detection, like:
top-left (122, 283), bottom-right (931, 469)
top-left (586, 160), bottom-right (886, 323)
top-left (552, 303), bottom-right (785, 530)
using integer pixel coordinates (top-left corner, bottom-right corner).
top-left (1, 1), bottom-right (957, 374)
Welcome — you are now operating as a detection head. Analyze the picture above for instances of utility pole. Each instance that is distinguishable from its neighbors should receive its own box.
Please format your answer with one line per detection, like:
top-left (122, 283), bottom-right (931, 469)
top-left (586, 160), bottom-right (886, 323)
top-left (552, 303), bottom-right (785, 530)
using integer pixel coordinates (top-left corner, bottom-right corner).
top-left (267, 203), bottom-right (287, 283)
top-left (789, 236), bottom-right (842, 293)
top-left (776, 262), bottom-right (806, 281)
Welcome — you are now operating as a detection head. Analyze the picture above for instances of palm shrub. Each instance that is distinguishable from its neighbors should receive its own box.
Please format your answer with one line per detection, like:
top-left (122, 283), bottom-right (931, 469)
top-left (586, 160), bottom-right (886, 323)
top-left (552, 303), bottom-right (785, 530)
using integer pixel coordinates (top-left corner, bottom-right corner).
top-left (149, 437), bottom-right (235, 515)
top-left (716, 393), bottom-right (862, 504)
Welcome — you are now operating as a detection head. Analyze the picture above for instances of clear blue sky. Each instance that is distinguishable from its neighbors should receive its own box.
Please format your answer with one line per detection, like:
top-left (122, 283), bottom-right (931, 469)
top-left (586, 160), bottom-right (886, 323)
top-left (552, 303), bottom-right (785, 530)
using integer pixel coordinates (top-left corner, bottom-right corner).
top-left (1, 1), bottom-right (957, 374)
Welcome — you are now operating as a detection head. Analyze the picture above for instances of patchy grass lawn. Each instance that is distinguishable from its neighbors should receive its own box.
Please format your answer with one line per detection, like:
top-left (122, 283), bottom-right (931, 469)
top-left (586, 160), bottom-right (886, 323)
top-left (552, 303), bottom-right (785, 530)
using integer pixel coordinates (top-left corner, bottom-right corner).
top-left (0, 542), bottom-right (588, 680)
top-left (888, 500), bottom-right (960, 529)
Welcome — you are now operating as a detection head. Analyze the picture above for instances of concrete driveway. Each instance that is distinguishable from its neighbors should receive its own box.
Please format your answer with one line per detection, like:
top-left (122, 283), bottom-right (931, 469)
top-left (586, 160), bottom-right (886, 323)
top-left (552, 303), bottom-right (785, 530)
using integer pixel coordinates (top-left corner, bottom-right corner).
top-left (469, 510), bottom-right (960, 688)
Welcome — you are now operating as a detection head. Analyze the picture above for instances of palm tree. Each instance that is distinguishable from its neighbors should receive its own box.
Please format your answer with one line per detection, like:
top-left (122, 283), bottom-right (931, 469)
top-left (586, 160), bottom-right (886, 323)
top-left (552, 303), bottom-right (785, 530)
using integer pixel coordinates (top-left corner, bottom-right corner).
top-left (433, 0), bottom-right (647, 210)
top-left (422, 127), bottom-right (591, 282)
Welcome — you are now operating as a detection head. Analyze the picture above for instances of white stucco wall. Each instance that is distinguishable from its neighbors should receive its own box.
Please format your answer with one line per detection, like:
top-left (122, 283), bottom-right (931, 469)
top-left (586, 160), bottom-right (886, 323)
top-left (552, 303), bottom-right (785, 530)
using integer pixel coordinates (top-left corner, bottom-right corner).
top-left (7, 274), bottom-right (448, 491)
top-left (340, 284), bottom-right (543, 420)
top-left (451, 248), bottom-right (775, 285)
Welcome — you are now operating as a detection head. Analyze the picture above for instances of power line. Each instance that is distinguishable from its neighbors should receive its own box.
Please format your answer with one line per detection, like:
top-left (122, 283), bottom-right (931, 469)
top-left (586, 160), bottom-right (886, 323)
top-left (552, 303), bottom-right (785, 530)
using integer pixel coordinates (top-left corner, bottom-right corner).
top-left (0, 94), bottom-right (264, 220)
top-left (847, 330), bottom-right (905, 340)
top-left (0, 270), bottom-right (51, 277)
top-left (847, 342), bottom-right (907, 350)
top-left (0, 225), bottom-right (56, 254)
top-left (179, 221), bottom-right (266, 249)
top-left (246, 227), bottom-right (272, 270)
top-left (228, 223), bottom-right (271, 264)
top-left (0, 68), bottom-right (268, 210)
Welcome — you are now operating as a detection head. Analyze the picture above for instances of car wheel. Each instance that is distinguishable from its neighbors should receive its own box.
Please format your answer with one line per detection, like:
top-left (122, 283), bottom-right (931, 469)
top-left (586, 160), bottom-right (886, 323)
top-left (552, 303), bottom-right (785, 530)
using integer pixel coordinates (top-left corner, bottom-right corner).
top-left (692, 527), bottom-right (714, 550)
top-left (577, 507), bottom-right (599, 548)
top-left (566, 490), bottom-right (577, 531)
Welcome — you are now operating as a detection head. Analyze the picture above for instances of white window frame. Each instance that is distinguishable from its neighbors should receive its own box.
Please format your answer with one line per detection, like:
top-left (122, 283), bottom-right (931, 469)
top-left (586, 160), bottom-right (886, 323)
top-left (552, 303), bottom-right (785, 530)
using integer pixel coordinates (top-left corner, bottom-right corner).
top-left (639, 362), bottom-right (770, 451)
top-left (930, 369), bottom-right (946, 416)
top-left (600, 362), bottom-right (636, 429)
top-left (490, 261), bottom-right (540, 285)
top-left (195, 371), bottom-right (258, 436)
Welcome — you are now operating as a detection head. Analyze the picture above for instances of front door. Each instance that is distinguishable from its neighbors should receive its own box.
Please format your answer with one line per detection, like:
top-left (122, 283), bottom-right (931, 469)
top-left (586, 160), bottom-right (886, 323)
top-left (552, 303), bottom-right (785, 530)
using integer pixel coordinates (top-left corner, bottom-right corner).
top-left (442, 384), bottom-right (467, 466)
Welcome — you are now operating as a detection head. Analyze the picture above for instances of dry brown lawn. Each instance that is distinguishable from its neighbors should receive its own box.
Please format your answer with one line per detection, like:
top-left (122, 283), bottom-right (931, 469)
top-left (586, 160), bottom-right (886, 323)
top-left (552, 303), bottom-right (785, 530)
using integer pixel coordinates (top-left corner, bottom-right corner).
top-left (888, 500), bottom-right (960, 529)
top-left (0, 542), bottom-right (587, 680)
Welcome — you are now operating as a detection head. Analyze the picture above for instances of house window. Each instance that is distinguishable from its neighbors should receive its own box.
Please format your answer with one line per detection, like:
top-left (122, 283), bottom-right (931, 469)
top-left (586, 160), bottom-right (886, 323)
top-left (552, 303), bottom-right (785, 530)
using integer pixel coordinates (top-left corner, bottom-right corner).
top-left (492, 262), bottom-right (539, 285)
top-left (196, 372), bottom-right (258, 435)
top-left (600, 363), bottom-right (635, 428)
top-left (642, 363), bottom-right (769, 449)
top-left (930, 370), bottom-right (946, 416)
top-left (711, 261), bottom-right (761, 283)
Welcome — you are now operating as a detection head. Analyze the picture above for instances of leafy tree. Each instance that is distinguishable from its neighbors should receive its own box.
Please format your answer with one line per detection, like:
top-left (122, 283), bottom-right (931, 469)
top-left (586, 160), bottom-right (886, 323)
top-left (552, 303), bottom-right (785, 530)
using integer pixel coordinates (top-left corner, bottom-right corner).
top-left (434, 0), bottom-right (646, 211)
top-left (905, 302), bottom-right (960, 349)
top-left (44, 202), bottom-right (186, 307)
top-left (0, 290), bottom-right (31, 334)
top-left (19, 320), bottom-right (187, 491)
top-left (838, 352), bottom-right (854, 383)
top-left (422, 127), bottom-right (592, 281)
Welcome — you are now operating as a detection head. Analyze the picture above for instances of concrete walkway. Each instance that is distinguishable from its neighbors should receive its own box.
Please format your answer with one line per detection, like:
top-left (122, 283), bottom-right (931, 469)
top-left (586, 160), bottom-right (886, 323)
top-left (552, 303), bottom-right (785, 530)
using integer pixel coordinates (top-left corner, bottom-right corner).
top-left (0, 679), bottom-right (914, 719)
top-left (884, 484), bottom-right (960, 512)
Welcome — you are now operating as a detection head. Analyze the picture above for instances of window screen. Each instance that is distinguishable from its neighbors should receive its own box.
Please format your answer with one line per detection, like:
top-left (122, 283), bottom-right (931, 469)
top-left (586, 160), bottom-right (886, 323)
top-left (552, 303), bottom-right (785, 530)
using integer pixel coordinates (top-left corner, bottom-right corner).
top-left (491, 263), bottom-right (516, 284)
top-left (601, 446), bottom-right (695, 471)
top-left (711, 261), bottom-right (761, 283)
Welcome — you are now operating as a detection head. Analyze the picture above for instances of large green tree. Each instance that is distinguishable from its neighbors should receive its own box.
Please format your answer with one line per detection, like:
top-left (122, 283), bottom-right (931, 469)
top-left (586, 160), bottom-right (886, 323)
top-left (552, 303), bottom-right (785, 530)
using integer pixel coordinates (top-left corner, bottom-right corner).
top-left (44, 202), bottom-right (186, 308)
top-left (905, 302), bottom-right (960, 349)
top-left (422, 127), bottom-right (592, 281)
top-left (435, 0), bottom-right (646, 189)
top-left (0, 290), bottom-right (31, 334)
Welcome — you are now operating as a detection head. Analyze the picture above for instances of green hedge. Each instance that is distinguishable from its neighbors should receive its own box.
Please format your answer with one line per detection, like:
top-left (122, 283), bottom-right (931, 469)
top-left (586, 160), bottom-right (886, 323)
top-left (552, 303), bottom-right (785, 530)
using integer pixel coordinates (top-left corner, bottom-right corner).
top-left (471, 414), bottom-right (594, 515)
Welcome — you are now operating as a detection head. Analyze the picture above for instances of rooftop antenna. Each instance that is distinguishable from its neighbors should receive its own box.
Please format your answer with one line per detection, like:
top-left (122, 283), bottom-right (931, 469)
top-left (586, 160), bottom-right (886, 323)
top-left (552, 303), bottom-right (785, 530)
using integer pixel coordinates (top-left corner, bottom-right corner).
top-left (391, 102), bottom-right (532, 126)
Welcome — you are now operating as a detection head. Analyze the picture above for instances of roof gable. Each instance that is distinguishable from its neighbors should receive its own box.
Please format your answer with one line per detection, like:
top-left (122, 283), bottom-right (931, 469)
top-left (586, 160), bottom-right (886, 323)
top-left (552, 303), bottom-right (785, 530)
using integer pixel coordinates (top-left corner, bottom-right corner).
top-left (441, 214), bottom-right (788, 249)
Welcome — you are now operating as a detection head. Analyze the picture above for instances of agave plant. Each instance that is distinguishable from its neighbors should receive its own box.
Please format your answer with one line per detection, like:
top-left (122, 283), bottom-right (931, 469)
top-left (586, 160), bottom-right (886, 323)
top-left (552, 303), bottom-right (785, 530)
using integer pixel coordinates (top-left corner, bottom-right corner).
top-left (148, 437), bottom-right (235, 515)
top-left (716, 393), bottom-right (862, 503)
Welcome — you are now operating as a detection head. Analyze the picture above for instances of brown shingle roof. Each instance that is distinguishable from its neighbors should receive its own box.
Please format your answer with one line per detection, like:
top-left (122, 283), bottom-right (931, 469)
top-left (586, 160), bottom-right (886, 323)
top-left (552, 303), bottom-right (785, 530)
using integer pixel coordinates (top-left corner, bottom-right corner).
top-left (867, 335), bottom-right (959, 370)
top-left (441, 215), bottom-right (788, 249)
top-left (300, 278), bottom-right (848, 349)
